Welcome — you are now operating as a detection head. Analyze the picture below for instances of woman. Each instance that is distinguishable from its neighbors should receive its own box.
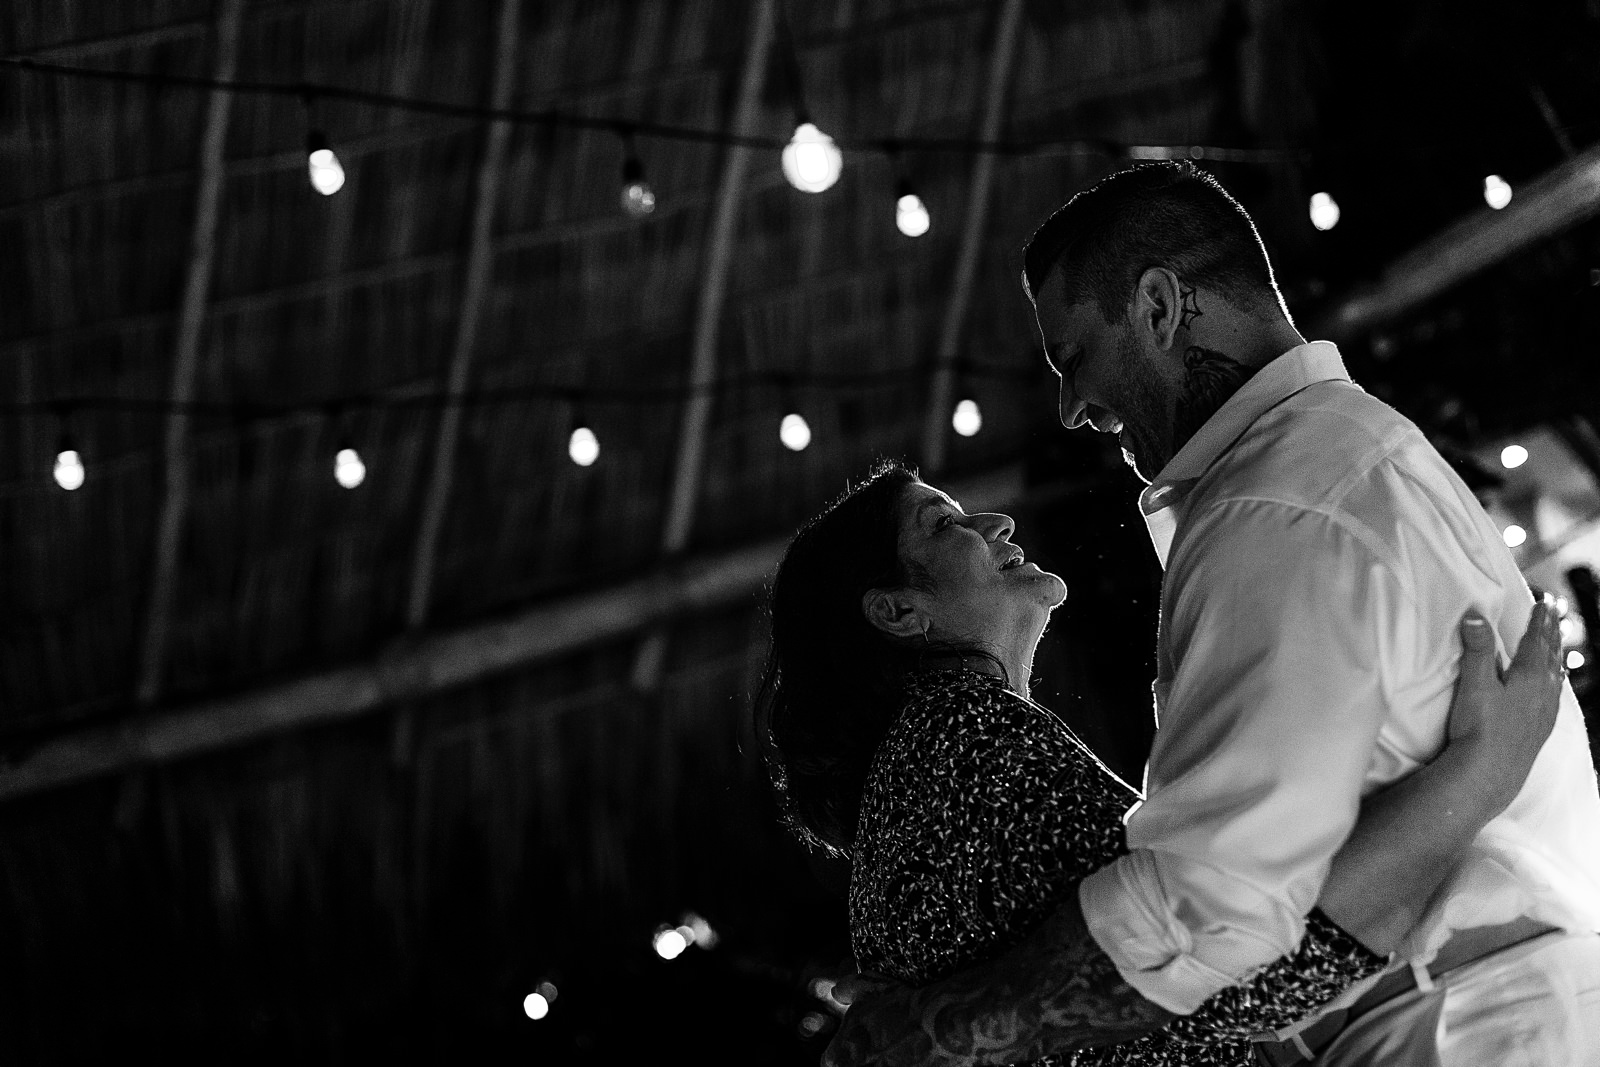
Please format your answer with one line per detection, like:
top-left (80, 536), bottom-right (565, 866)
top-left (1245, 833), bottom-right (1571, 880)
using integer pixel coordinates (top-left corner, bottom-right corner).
top-left (755, 460), bottom-right (1564, 1065)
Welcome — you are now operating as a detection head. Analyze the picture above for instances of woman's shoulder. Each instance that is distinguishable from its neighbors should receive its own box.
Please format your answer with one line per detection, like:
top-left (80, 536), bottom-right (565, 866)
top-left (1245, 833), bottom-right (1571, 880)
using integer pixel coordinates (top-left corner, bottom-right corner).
top-left (886, 669), bottom-right (1075, 763)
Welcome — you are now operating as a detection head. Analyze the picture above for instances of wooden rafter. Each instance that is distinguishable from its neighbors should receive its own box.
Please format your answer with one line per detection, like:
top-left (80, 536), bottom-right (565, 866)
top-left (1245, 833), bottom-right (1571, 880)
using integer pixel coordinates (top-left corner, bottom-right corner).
top-left (403, 0), bottom-right (523, 630)
top-left (0, 463), bottom-right (1032, 802)
top-left (132, 0), bottom-right (245, 708)
top-left (630, 0), bottom-right (778, 690)
top-left (1315, 142), bottom-right (1600, 339)
top-left (918, 0), bottom-right (1026, 476)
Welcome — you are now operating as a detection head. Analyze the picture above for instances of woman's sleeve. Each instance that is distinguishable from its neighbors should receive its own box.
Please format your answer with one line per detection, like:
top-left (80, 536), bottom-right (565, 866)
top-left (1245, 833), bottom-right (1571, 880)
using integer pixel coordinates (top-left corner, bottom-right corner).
top-left (1156, 908), bottom-right (1385, 1044)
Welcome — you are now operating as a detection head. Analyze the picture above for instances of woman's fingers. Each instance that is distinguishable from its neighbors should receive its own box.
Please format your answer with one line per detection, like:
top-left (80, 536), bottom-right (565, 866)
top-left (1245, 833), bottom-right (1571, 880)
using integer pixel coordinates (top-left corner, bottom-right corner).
top-left (1458, 612), bottom-right (1498, 683)
top-left (1505, 599), bottom-right (1562, 690)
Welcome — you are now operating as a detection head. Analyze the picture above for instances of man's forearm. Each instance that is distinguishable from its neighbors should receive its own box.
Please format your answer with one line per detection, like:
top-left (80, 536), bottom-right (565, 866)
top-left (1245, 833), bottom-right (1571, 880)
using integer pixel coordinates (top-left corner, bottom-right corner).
top-left (832, 902), bottom-right (1173, 1067)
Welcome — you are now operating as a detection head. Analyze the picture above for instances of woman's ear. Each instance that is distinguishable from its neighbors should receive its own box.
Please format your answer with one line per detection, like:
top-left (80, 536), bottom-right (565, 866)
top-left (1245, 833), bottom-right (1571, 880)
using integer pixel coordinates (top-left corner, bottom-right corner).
top-left (861, 587), bottom-right (928, 640)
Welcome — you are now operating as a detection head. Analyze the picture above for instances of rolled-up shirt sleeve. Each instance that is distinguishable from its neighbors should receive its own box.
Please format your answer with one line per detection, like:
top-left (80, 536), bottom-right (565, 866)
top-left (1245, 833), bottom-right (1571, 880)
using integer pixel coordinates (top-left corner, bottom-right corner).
top-left (1080, 498), bottom-right (1414, 1015)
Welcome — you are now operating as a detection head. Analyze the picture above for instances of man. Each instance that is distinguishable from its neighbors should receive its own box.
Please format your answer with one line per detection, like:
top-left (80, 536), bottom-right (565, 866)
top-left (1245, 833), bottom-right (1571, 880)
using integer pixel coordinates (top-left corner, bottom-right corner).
top-left (824, 162), bottom-right (1600, 1064)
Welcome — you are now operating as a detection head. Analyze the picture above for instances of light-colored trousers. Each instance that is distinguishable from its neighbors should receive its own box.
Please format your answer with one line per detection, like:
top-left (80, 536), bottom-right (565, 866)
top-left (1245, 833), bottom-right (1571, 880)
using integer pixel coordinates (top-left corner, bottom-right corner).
top-left (1316, 932), bottom-right (1600, 1067)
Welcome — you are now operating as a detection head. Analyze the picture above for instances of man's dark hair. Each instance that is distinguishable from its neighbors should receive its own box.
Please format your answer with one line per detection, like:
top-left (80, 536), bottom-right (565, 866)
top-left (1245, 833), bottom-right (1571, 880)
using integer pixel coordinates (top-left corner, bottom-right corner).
top-left (1022, 160), bottom-right (1283, 323)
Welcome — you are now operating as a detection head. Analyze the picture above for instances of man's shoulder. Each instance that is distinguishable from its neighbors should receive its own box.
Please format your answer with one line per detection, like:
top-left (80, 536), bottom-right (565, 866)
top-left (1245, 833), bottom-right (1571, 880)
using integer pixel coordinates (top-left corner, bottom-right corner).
top-left (1196, 380), bottom-right (1444, 516)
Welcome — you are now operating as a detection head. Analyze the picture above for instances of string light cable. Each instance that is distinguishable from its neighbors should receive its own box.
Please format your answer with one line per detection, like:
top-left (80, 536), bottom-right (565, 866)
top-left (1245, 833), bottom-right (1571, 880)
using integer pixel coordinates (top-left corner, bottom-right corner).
top-left (0, 55), bottom-right (1305, 165)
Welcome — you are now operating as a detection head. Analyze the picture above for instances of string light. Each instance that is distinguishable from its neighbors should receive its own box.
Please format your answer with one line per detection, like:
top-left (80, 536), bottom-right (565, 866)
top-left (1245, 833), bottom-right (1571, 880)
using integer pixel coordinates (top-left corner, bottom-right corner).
top-left (522, 993), bottom-right (550, 1020)
top-left (619, 130), bottom-right (656, 218)
top-left (782, 121), bottom-right (842, 193)
top-left (1309, 191), bottom-right (1340, 231)
top-left (894, 179), bottom-right (930, 237)
top-left (1503, 523), bottom-right (1527, 548)
top-left (951, 398), bottom-right (982, 437)
top-left (53, 441), bottom-right (85, 491)
top-left (1483, 174), bottom-right (1512, 210)
top-left (652, 925), bottom-right (687, 960)
top-left (779, 412), bottom-right (811, 451)
top-left (306, 130), bottom-right (346, 196)
top-left (1569, 649), bottom-right (1587, 670)
top-left (333, 444), bottom-right (366, 488)
top-left (568, 425), bottom-right (599, 467)
top-left (1500, 443), bottom-right (1529, 469)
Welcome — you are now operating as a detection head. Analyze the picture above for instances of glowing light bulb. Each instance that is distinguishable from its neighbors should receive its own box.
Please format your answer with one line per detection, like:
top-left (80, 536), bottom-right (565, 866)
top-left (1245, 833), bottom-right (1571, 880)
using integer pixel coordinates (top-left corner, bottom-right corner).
top-left (620, 156), bottom-right (656, 217)
top-left (568, 426), bottom-right (599, 467)
top-left (1500, 444), bottom-right (1528, 469)
top-left (782, 122), bottom-right (842, 193)
top-left (1483, 174), bottom-right (1512, 210)
top-left (1568, 649), bottom-right (1586, 671)
top-left (53, 449), bottom-right (85, 491)
top-left (896, 193), bottom-right (930, 237)
top-left (653, 928), bottom-right (687, 960)
top-left (779, 412), bottom-right (811, 452)
top-left (1309, 191), bottom-right (1340, 231)
top-left (334, 447), bottom-right (366, 489)
top-left (523, 993), bottom-right (549, 1020)
top-left (306, 131), bottom-right (345, 196)
top-left (952, 399), bottom-right (982, 437)
top-left (1503, 523), bottom-right (1527, 548)
top-left (621, 180), bottom-right (656, 216)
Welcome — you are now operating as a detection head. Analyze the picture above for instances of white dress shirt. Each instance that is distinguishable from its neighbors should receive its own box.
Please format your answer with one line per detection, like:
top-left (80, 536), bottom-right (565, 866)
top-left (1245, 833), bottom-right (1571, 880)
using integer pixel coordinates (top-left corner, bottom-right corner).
top-left (1077, 341), bottom-right (1600, 1016)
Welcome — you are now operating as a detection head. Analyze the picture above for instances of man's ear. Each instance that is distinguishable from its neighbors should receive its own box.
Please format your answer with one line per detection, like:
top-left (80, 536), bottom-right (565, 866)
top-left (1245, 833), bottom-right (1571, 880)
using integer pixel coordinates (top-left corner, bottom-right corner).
top-left (1133, 266), bottom-right (1183, 352)
top-left (861, 587), bottom-right (928, 641)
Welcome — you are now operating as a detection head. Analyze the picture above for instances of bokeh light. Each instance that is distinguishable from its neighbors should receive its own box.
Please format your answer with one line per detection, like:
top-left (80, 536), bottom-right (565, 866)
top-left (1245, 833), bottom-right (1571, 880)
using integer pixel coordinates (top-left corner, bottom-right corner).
top-left (780, 412), bottom-right (812, 452)
top-left (1309, 191), bottom-right (1340, 231)
top-left (781, 123), bottom-right (842, 193)
top-left (1502, 523), bottom-right (1527, 548)
top-left (53, 449), bottom-right (85, 491)
top-left (1483, 174), bottom-right (1512, 210)
top-left (952, 399), bottom-right (982, 437)
top-left (568, 426), bottom-right (600, 467)
top-left (1500, 444), bottom-right (1529, 469)
top-left (522, 992), bottom-right (549, 1020)
top-left (334, 447), bottom-right (366, 489)
top-left (652, 927), bottom-right (687, 960)
top-left (895, 193), bottom-right (930, 237)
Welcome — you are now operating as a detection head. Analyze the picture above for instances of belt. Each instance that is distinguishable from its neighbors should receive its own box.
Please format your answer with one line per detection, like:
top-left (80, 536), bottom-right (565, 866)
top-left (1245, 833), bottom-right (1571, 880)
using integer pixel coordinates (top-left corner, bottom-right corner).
top-left (1251, 915), bottom-right (1559, 1067)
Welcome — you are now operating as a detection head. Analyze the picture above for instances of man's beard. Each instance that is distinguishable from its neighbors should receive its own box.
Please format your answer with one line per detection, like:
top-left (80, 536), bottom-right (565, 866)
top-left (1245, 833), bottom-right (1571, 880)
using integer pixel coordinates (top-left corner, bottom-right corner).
top-left (1112, 331), bottom-right (1172, 484)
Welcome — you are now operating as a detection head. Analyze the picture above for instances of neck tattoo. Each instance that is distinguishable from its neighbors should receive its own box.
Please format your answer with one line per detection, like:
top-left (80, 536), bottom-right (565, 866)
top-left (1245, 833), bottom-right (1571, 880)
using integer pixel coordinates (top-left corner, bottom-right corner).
top-left (1172, 345), bottom-right (1258, 451)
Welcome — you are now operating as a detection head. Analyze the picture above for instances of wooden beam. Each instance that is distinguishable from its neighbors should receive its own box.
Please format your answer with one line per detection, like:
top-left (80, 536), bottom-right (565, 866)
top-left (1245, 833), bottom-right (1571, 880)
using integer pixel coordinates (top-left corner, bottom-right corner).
top-left (630, 0), bottom-right (778, 690)
top-left (133, 0), bottom-right (244, 708)
top-left (1314, 142), bottom-right (1600, 340)
top-left (0, 463), bottom-right (1030, 801)
top-left (918, 0), bottom-right (1026, 475)
top-left (403, 0), bottom-right (523, 629)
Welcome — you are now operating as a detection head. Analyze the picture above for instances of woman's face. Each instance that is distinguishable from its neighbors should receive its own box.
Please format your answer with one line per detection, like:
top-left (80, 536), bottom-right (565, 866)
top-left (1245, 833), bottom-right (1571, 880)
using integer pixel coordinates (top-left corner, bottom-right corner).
top-left (890, 483), bottom-right (1067, 649)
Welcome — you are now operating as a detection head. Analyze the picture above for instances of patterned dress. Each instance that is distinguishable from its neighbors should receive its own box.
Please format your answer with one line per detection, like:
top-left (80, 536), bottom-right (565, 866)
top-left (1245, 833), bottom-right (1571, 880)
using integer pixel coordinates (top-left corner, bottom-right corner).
top-left (849, 669), bottom-right (1385, 1066)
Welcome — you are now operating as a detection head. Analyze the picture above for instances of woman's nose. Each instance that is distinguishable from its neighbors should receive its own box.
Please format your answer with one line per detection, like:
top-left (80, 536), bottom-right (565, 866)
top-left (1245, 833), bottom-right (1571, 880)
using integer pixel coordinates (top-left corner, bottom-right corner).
top-left (978, 512), bottom-right (1015, 542)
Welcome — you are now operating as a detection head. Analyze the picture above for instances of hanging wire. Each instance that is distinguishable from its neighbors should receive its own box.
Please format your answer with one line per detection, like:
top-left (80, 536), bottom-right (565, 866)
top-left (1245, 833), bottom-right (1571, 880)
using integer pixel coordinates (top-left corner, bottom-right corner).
top-left (0, 55), bottom-right (1303, 163)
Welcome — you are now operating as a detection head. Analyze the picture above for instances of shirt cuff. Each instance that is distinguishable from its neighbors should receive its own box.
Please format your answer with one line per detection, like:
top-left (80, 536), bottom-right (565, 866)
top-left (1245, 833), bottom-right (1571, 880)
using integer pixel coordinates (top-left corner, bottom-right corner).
top-left (1079, 852), bottom-right (1238, 1016)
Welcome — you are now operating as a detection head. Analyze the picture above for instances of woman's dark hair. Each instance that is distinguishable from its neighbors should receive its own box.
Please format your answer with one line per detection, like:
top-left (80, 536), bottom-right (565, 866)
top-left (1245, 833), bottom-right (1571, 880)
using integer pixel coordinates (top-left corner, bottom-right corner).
top-left (754, 458), bottom-right (999, 856)
top-left (1021, 160), bottom-right (1283, 322)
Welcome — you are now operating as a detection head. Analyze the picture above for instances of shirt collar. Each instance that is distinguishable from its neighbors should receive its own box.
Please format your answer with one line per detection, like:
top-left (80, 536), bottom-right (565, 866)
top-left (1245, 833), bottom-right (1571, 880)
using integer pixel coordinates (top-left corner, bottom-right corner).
top-left (1138, 340), bottom-right (1351, 516)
